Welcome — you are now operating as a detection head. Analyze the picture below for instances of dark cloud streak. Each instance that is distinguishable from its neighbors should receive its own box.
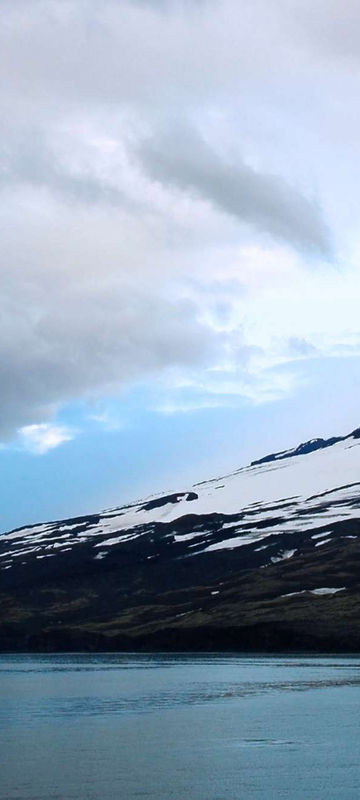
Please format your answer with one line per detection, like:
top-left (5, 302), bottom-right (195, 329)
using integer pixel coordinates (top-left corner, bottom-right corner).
top-left (137, 127), bottom-right (332, 257)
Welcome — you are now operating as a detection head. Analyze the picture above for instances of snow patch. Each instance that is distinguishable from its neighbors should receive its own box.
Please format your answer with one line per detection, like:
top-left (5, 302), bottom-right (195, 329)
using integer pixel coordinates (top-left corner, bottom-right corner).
top-left (310, 587), bottom-right (346, 595)
top-left (271, 549), bottom-right (297, 564)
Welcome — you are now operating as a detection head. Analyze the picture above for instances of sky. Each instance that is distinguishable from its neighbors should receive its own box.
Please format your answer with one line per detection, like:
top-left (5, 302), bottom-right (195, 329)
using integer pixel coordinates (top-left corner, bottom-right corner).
top-left (1, 0), bottom-right (360, 532)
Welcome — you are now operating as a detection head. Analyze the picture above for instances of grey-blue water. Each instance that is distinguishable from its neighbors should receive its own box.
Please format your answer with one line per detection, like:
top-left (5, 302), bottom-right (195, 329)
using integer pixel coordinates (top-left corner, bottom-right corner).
top-left (1, 654), bottom-right (360, 800)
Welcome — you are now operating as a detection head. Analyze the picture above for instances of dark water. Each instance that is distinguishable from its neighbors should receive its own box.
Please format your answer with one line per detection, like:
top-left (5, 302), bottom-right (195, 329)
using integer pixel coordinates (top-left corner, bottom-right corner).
top-left (1, 653), bottom-right (360, 800)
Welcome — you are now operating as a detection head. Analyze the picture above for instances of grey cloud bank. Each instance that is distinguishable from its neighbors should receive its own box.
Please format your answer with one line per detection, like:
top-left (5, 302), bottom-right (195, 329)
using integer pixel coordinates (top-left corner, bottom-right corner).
top-left (0, 271), bottom-right (220, 439)
top-left (0, 0), bottom-right (359, 443)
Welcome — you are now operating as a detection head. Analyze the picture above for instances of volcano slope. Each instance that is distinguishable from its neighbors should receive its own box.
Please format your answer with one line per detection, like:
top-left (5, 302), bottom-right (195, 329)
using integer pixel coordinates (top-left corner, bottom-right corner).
top-left (1, 428), bottom-right (360, 652)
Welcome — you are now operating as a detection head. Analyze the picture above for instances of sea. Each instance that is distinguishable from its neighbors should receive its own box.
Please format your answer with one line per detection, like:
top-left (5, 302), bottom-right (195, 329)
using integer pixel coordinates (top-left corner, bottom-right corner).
top-left (1, 653), bottom-right (359, 800)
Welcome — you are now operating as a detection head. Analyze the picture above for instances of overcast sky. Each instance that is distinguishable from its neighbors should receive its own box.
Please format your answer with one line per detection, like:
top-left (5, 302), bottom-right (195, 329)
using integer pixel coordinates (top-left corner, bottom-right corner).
top-left (1, 0), bottom-right (360, 530)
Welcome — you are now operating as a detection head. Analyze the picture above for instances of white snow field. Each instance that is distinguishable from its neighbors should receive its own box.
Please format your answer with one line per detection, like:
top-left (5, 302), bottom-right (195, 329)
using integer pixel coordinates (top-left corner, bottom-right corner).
top-left (1, 430), bottom-right (360, 569)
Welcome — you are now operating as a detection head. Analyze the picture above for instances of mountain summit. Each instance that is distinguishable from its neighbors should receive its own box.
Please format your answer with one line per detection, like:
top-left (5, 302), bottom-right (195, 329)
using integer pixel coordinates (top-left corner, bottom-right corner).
top-left (1, 427), bottom-right (360, 652)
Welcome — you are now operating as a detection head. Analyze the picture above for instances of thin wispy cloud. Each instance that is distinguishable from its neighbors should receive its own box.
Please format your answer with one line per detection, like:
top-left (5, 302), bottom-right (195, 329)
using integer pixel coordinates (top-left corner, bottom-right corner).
top-left (18, 424), bottom-right (75, 455)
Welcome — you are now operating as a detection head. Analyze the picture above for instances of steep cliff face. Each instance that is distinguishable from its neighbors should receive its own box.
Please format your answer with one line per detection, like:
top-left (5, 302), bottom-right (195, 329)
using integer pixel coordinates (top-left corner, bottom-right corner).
top-left (1, 428), bottom-right (360, 652)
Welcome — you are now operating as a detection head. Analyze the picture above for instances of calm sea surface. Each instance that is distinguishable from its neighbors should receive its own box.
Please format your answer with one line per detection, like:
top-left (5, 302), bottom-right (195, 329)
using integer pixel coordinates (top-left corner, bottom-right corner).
top-left (1, 653), bottom-right (360, 800)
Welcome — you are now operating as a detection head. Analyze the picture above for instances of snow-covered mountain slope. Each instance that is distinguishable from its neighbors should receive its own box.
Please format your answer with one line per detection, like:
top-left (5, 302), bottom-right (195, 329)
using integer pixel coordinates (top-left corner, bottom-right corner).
top-left (1, 427), bottom-right (360, 571)
top-left (1, 426), bottom-right (360, 653)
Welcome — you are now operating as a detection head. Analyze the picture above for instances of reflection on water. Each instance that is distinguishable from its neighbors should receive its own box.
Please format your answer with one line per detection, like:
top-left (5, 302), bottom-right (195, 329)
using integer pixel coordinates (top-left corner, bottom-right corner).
top-left (1, 653), bottom-right (360, 800)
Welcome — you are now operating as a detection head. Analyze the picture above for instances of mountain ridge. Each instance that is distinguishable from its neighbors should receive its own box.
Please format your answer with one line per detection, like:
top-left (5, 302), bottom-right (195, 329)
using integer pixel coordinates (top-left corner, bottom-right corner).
top-left (250, 426), bottom-right (360, 466)
top-left (1, 425), bottom-right (360, 653)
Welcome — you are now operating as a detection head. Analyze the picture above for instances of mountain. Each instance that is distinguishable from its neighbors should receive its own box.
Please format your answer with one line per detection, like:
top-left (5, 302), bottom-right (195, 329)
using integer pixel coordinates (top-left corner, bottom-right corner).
top-left (1, 427), bottom-right (360, 652)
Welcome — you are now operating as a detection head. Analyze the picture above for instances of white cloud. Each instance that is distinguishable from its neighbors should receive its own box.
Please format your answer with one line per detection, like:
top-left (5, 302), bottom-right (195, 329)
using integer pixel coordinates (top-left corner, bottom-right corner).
top-left (0, 0), bottom-right (359, 440)
top-left (18, 424), bottom-right (75, 455)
